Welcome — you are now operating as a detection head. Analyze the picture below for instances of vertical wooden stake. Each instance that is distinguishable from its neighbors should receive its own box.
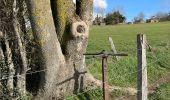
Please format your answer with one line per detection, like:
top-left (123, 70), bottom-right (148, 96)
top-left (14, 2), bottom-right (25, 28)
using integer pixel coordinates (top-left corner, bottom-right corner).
top-left (102, 57), bottom-right (109, 100)
top-left (137, 34), bottom-right (148, 100)
top-left (109, 37), bottom-right (119, 60)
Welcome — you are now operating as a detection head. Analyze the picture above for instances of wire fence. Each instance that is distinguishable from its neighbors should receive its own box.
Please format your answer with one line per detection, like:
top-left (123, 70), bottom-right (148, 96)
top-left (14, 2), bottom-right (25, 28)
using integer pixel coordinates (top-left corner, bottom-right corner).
top-left (65, 41), bottom-right (170, 99)
top-left (0, 39), bottom-right (169, 99)
top-left (65, 55), bottom-right (170, 100)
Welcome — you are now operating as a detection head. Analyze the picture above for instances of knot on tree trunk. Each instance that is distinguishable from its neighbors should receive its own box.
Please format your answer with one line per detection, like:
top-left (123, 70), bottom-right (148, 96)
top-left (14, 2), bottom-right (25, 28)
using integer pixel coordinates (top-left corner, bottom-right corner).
top-left (0, 31), bottom-right (3, 39)
top-left (71, 21), bottom-right (89, 38)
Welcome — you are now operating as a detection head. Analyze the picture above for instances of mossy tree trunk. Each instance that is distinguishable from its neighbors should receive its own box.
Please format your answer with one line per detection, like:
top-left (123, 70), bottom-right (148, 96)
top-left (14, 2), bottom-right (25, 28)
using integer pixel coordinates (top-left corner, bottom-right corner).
top-left (26, 0), bottom-right (93, 99)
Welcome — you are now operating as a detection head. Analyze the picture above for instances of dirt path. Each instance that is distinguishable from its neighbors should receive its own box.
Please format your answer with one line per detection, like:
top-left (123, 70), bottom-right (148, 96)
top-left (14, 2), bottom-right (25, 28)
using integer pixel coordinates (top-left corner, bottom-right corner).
top-left (115, 72), bottom-right (170, 100)
top-left (86, 73), bottom-right (137, 94)
top-left (148, 72), bottom-right (170, 93)
top-left (86, 72), bottom-right (170, 100)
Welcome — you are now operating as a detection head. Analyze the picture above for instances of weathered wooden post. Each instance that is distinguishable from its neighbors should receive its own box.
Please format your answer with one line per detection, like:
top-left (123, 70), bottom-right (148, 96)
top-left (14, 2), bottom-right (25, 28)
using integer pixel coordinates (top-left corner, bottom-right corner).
top-left (85, 50), bottom-right (128, 100)
top-left (137, 34), bottom-right (148, 100)
top-left (109, 37), bottom-right (119, 60)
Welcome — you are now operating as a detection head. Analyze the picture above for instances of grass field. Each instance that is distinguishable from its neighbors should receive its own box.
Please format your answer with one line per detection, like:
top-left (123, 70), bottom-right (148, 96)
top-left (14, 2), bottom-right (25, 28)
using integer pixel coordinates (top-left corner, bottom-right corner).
top-left (82, 21), bottom-right (170, 99)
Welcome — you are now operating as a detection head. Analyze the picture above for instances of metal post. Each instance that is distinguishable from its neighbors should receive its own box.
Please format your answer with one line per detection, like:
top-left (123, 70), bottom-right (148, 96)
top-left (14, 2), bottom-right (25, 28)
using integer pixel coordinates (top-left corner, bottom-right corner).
top-left (84, 50), bottom-right (128, 100)
top-left (102, 56), bottom-right (109, 100)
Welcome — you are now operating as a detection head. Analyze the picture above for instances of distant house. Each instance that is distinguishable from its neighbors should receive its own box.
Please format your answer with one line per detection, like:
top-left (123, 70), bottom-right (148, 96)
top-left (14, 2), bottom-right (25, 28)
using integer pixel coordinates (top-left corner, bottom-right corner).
top-left (151, 19), bottom-right (159, 23)
top-left (127, 22), bottom-right (132, 24)
top-left (146, 16), bottom-right (159, 23)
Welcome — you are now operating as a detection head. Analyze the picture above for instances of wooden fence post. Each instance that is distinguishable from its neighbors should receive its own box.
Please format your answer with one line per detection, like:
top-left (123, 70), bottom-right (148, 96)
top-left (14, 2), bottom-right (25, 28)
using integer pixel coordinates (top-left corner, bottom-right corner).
top-left (109, 37), bottom-right (119, 60)
top-left (137, 34), bottom-right (148, 100)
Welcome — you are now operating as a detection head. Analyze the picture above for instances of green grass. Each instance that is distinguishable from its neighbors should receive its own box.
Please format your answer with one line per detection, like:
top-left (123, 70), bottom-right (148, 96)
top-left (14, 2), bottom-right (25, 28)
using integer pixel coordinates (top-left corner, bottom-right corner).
top-left (66, 88), bottom-right (103, 100)
top-left (149, 83), bottom-right (170, 100)
top-left (66, 22), bottom-right (170, 100)
top-left (86, 21), bottom-right (170, 87)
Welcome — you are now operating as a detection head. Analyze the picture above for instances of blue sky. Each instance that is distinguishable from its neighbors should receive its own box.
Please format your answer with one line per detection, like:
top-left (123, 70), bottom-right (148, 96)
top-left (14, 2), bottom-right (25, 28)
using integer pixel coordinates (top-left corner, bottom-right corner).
top-left (94, 0), bottom-right (170, 21)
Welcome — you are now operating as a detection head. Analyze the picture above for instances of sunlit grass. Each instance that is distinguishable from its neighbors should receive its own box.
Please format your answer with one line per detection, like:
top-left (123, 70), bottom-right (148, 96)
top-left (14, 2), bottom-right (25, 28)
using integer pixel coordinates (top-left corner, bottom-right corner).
top-left (87, 21), bottom-right (170, 87)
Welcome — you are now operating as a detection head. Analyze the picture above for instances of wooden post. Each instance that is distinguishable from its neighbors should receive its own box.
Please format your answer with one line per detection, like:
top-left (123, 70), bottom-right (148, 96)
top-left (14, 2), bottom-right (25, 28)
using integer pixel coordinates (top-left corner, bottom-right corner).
top-left (137, 34), bottom-right (148, 100)
top-left (109, 37), bottom-right (119, 60)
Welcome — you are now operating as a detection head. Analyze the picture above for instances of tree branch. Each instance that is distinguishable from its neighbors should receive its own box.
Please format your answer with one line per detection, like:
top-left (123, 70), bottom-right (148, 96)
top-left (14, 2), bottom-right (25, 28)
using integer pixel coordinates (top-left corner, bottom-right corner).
top-left (76, 0), bottom-right (93, 23)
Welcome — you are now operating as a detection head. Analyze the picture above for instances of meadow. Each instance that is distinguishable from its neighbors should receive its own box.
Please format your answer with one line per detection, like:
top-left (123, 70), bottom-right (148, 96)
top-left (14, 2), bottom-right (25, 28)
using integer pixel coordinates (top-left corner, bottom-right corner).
top-left (83, 21), bottom-right (170, 99)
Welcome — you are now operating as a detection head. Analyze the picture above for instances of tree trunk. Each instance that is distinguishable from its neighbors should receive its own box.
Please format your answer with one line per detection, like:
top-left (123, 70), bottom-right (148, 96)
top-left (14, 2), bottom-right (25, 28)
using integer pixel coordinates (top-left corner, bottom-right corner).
top-left (26, 0), bottom-right (93, 99)
top-left (0, 0), bottom-right (93, 98)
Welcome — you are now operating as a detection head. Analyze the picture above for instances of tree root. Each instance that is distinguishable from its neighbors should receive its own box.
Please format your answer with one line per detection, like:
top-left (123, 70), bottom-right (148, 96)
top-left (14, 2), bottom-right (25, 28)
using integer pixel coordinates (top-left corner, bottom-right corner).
top-left (85, 73), bottom-right (137, 95)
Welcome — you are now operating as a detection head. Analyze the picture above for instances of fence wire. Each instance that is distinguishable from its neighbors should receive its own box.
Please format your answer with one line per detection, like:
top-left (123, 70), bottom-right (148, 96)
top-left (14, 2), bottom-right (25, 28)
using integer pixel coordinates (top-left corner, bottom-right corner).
top-left (0, 41), bottom-right (169, 99)
top-left (64, 56), bottom-right (166, 99)
top-left (65, 43), bottom-right (170, 99)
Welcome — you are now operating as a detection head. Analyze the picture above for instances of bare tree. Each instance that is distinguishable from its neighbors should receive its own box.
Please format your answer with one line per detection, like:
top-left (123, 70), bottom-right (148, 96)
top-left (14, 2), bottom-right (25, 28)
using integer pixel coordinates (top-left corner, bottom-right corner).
top-left (154, 12), bottom-right (170, 21)
top-left (133, 12), bottom-right (145, 23)
top-left (138, 12), bottom-right (145, 21)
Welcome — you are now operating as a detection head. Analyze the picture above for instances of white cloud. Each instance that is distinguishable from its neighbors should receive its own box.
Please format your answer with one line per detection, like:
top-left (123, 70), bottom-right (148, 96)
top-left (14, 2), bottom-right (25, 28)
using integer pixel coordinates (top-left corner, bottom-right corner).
top-left (73, 0), bottom-right (108, 9)
top-left (94, 0), bottom-right (108, 9)
top-left (73, 0), bottom-right (76, 4)
top-left (93, 0), bottom-right (108, 20)
top-left (72, 0), bottom-right (108, 19)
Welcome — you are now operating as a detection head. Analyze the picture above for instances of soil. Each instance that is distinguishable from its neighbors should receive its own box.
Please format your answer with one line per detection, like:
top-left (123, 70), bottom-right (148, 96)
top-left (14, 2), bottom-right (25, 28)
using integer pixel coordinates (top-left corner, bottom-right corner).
top-left (114, 72), bottom-right (170, 100)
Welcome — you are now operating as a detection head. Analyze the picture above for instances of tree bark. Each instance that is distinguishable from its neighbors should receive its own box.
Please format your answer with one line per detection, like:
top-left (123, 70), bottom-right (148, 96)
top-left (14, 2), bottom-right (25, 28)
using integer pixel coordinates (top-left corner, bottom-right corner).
top-left (0, 0), bottom-right (93, 98)
top-left (26, 0), bottom-right (93, 99)
top-left (26, 0), bottom-right (66, 98)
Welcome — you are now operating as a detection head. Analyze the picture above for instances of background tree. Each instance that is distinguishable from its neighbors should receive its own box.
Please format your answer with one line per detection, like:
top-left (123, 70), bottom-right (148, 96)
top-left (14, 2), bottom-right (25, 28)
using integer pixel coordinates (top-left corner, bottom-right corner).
top-left (0, 0), bottom-right (93, 99)
top-left (138, 12), bottom-right (145, 21)
top-left (154, 12), bottom-right (170, 22)
top-left (105, 11), bottom-right (126, 25)
top-left (133, 12), bottom-right (145, 23)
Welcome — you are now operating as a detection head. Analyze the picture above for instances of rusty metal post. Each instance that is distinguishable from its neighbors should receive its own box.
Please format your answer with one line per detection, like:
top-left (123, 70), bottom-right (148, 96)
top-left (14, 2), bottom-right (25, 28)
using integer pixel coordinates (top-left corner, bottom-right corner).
top-left (84, 50), bottom-right (128, 100)
top-left (102, 56), bottom-right (109, 100)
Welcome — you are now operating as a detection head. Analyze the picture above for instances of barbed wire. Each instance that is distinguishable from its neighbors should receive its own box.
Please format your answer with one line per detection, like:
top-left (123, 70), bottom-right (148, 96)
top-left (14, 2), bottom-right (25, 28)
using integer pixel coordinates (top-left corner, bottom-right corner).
top-left (66, 87), bottom-right (170, 100)
top-left (108, 52), bottom-right (163, 82)
top-left (0, 39), bottom-right (169, 99)
top-left (115, 86), bottom-right (170, 100)
top-left (0, 58), bottom-right (168, 100)
top-left (0, 57), bottom-right (87, 81)
top-left (0, 69), bottom-right (47, 81)
top-left (65, 43), bottom-right (170, 99)
top-left (66, 59), bottom-right (170, 100)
